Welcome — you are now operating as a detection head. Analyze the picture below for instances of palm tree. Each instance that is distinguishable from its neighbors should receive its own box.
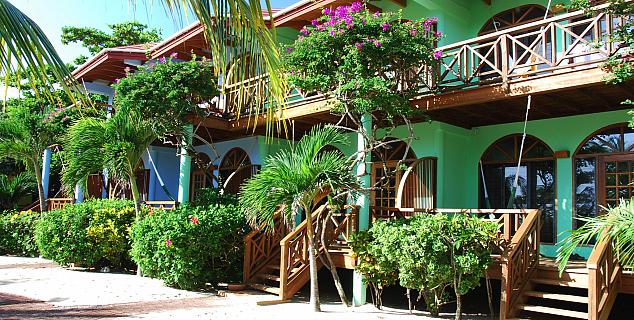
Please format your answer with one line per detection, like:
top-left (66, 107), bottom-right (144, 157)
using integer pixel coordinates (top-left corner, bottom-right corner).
top-left (63, 106), bottom-right (157, 217)
top-left (557, 199), bottom-right (634, 272)
top-left (0, 172), bottom-right (35, 211)
top-left (240, 125), bottom-right (359, 311)
top-left (0, 105), bottom-right (54, 212)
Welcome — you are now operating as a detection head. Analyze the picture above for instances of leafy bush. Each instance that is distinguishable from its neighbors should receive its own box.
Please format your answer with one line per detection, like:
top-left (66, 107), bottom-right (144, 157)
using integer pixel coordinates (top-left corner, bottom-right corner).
top-left (0, 210), bottom-right (41, 256)
top-left (193, 188), bottom-right (238, 206)
top-left (35, 199), bottom-right (137, 269)
top-left (351, 214), bottom-right (498, 319)
top-left (130, 204), bottom-right (248, 290)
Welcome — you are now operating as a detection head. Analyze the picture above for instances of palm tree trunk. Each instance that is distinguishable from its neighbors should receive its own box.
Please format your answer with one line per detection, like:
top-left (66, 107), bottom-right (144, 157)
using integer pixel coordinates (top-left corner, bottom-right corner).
top-left (33, 161), bottom-right (47, 212)
top-left (318, 211), bottom-right (349, 307)
top-left (304, 204), bottom-right (321, 312)
top-left (129, 173), bottom-right (143, 277)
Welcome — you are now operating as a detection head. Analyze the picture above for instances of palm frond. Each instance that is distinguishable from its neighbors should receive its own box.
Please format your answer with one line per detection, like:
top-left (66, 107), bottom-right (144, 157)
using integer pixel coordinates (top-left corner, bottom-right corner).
top-left (0, 0), bottom-right (85, 108)
top-left (557, 199), bottom-right (634, 272)
top-left (240, 125), bottom-right (358, 231)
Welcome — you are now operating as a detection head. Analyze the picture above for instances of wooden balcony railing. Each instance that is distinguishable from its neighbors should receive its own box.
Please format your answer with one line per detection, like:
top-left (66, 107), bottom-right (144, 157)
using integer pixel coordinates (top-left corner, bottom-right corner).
top-left (143, 200), bottom-right (178, 211)
top-left (46, 198), bottom-right (74, 211)
top-left (499, 209), bottom-right (541, 320)
top-left (587, 228), bottom-right (621, 320)
top-left (218, 2), bottom-right (625, 120)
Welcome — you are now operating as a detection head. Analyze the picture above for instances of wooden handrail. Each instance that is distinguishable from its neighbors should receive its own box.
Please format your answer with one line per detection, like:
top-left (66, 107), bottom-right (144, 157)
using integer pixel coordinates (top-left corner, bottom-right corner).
top-left (143, 200), bottom-right (178, 211)
top-left (587, 229), bottom-right (621, 320)
top-left (243, 209), bottom-right (290, 285)
top-left (499, 209), bottom-right (541, 320)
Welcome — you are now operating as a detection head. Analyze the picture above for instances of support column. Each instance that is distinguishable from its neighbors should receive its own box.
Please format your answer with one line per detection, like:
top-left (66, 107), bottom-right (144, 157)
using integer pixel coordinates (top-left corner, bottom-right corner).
top-left (41, 148), bottom-right (52, 199)
top-left (177, 124), bottom-right (193, 204)
top-left (147, 149), bottom-right (158, 201)
top-left (353, 113), bottom-right (372, 307)
top-left (74, 184), bottom-right (84, 203)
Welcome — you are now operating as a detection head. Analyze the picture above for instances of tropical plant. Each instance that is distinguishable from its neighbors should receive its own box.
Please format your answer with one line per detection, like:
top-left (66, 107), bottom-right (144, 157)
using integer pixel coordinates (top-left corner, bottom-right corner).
top-left (63, 58), bottom-right (217, 217)
top-left (558, 199), bottom-right (634, 271)
top-left (0, 210), bottom-right (41, 256)
top-left (240, 125), bottom-right (359, 312)
top-left (35, 199), bottom-right (138, 269)
top-left (0, 104), bottom-right (56, 212)
top-left (0, 172), bottom-right (35, 211)
top-left (130, 204), bottom-right (248, 289)
top-left (0, 0), bottom-right (83, 108)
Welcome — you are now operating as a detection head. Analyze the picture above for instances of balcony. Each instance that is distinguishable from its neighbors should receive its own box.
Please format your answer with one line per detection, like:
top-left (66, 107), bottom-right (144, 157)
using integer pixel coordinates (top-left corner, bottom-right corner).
top-left (211, 3), bottom-right (633, 130)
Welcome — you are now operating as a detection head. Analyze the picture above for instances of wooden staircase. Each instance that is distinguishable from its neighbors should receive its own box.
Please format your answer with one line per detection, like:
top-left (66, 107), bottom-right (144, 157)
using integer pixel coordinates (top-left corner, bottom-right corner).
top-left (243, 204), bottom-right (358, 301)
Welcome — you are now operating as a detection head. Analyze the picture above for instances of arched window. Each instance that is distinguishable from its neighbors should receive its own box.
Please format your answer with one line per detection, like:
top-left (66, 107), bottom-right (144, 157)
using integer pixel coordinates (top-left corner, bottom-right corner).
top-left (479, 134), bottom-right (556, 243)
top-left (479, 5), bottom-right (548, 35)
top-left (574, 123), bottom-right (634, 228)
top-left (370, 139), bottom-right (417, 216)
top-left (220, 147), bottom-right (255, 194)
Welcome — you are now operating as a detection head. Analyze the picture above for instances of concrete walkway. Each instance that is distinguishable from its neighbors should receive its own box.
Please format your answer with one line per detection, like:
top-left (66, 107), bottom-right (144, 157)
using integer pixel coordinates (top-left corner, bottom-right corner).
top-left (0, 256), bottom-right (492, 319)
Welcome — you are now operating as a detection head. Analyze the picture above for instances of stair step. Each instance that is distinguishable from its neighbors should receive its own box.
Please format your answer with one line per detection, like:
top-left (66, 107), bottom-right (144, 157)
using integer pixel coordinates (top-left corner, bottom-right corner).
top-left (257, 273), bottom-right (281, 282)
top-left (524, 291), bottom-right (588, 304)
top-left (265, 264), bottom-right (301, 273)
top-left (250, 283), bottom-right (281, 295)
top-left (518, 305), bottom-right (588, 319)
top-left (531, 278), bottom-right (588, 288)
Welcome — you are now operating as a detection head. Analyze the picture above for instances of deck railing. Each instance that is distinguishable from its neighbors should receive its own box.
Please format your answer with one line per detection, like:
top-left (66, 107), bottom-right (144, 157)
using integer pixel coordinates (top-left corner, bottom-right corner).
top-left (588, 229), bottom-right (621, 320)
top-left (143, 200), bottom-right (178, 211)
top-left (218, 3), bottom-right (624, 119)
top-left (46, 198), bottom-right (74, 211)
top-left (499, 209), bottom-right (541, 320)
top-left (243, 210), bottom-right (291, 284)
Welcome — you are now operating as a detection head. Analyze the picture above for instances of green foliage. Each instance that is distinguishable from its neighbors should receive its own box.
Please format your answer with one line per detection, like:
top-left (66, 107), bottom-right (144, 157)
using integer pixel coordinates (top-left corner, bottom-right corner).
top-left (35, 199), bottom-right (138, 269)
top-left (62, 21), bottom-right (162, 65)
top-left (113, 57), bottom-right (218, 135)
top-left (351, 214), bottom-right (497, 317)
top-left (240, 125), bottom-right (359, 229)
top-left (283, 3), bottom-right (441, 122)
top-left (193, 188), bottom-right (238, 206)
top-left (0, 172), bottom-right (35, 211)
top-left (0, 210), bottom-right (41, 256)
top-left (130, 204), bottom-right (248, 290)
top-left (558, 199), bottom-right (634, 272)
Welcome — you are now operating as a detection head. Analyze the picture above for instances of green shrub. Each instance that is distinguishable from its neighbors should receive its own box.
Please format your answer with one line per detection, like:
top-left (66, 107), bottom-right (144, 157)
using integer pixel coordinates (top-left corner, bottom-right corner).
top-left (192, 188), bottom-right (238, 206)
top-left (35, 199), bottom-right (137, 269)
top-left (0, 210), bottom-right (41, 256)
top-left (130, 204), bottom-right (247, 290)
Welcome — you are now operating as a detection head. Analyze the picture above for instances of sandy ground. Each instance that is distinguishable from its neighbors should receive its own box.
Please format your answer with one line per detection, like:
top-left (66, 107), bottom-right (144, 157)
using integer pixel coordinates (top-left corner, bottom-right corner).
top-left (0, 256), bottom-right (492, 320)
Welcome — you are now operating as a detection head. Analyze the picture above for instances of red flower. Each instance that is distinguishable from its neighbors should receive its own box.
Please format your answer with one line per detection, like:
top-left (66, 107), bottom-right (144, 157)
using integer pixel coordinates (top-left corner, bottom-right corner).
top-left (165, 239), bottom-right (172, 247)
top-left (190, 216), bottom-right (199, 225)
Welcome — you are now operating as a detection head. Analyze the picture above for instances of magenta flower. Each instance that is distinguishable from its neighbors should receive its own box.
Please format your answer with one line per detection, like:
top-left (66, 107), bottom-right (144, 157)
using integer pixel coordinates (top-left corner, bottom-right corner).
top-left (300, 27), bottom-right (309, 36)
top-left (323, 8), bottom-right (332, 15)
top-left (374, 11), bottom-right (380, 17)
top-left (410, 29), bottom-right (418, 36)
top-left (311, 19), bottom-right (318, 26)
top-left (286, 47), bottom-right (293, 53)
top-left (434, 31), bottom-right (443, 38)
top-left (433, 50), bottom-right (443, 60)
top-left (169, 52), bottom-right (178, 59)
top-left (114, 78), bottom-right (121, 84)
top-left (165, 239), bottom-right (172, 247)
top-left (374, 41), bottom-right (382, 47)
top-left (381, 23), bottom-right (390, 31)
top-left (159, 56), bottom-right (166, 64)
top-left (355, 42), bottom-right (364, 50)
top-left (350, 1), bottom-right (362, 12)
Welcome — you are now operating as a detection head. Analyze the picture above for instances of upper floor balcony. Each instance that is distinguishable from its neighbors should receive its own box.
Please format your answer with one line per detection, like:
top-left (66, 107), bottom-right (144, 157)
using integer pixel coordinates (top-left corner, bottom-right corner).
top-left (213, 3), bottom-right (633, 130)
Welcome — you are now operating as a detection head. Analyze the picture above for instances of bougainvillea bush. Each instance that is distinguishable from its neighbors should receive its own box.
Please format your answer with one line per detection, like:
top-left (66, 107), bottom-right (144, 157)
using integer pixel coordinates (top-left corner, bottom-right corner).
top-left (130, 204), bottom-right (248, 290)
top-left (284, 3), bottom-right (442, 122)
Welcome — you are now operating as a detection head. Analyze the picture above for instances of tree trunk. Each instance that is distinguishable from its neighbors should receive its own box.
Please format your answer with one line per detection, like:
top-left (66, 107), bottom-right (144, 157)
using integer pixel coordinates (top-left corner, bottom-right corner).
top-left (304, 205), bottom-right (321, 312)
top-left (129, 173), bottom-right (143, 277)
top-left (33, 162), bottom-right (47, 212)
top-left (318, 211), bottom-right (349, 307)
top-left (454, 273), bottom-right (462, 320)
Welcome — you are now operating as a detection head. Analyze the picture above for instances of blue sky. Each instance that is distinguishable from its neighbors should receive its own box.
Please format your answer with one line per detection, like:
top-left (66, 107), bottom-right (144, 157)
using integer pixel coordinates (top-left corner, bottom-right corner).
top-left (10, 0), bottom-right (297, 64)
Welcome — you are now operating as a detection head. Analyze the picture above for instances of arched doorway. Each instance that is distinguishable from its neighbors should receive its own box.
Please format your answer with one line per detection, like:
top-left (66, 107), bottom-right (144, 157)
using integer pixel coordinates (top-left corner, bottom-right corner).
top-left (479, 134), bottom-right (556, 243)
top-left (574, 123), bottom-right (634, 228)
top-left (220, 147), bottom-right (258, 194)
top-left (477, 5), bottom-right (550, 82)
top-left (370, 139), bottom-right (417, 218)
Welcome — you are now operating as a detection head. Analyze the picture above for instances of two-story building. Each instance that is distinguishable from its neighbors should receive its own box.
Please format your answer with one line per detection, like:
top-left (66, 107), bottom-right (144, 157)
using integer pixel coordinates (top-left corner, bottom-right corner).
top-left (66, 1), bottom-right (634, 319)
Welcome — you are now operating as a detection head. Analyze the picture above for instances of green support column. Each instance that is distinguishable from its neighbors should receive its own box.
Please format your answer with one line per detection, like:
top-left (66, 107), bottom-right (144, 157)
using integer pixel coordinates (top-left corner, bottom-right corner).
top-left (353, 113), bottom-right (372, 307)
top-left (177, 124), bottom-right (193, 204)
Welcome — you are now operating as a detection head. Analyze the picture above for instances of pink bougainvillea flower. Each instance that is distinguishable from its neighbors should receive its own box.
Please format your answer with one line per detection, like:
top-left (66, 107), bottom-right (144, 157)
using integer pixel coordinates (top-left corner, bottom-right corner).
top-left (381, 23), bottom-right (390, 31)
top-left (323, 8), bottom-right (332, 15)
top-left (165, 239), bottom-right (172, 247)
top-left (190, 216), bottom-right (199, 225)
top-left (410, 29), bottom-right (418, 36)
top-left (311, 19), bottom-right (319, 26)
top-left (433, 50), bottom-right (443, 60)
top-left (300, 27), bottom-right (310, 36)
top-left (434, 31), bottom-right (443, 38)
top-left (170, 52), bottom-right (178, 59)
